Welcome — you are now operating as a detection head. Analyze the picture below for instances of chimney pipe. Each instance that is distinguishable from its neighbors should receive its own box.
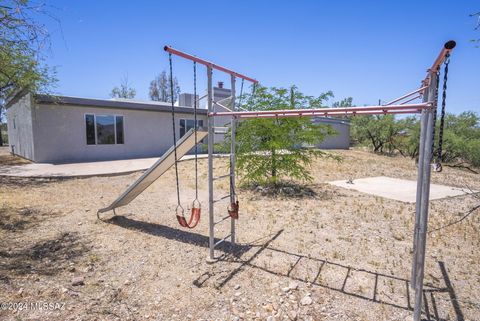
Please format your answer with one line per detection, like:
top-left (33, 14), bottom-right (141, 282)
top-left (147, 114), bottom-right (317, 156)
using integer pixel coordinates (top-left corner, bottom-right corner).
top-left (218, 81), bottom-right (224, 89)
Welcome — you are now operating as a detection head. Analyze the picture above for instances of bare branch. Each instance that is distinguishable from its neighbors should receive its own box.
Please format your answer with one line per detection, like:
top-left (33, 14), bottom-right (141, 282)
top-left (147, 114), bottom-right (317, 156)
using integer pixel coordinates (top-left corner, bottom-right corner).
top-left (429, 203), bottom-right (480, 233)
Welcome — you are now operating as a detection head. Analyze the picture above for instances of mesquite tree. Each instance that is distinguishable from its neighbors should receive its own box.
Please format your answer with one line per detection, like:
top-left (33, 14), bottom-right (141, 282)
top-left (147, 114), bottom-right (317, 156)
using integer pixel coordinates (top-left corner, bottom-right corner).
top-left (110, 76), bottom-right (136, 99)
top-left (1, 0), bottom-right (57, 145)
top-left (233, 85), bottom-right (337, 186)
top-left (149, 71), bottom-right (180, 103)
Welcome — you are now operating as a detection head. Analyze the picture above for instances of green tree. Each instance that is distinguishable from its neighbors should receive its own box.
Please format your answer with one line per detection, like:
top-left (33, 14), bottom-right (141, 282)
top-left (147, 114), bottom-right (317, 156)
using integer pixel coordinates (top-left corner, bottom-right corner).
top-left (0, 0), bottom-right (57, 146)
top-left (440, 112), bottom-right (480, 167)
top-left (233, 85), bottom-right (336, 186)
top-left (110, 76), bottom-right (136, 99)
top-left (352, 111), bottom-right (480, 169)
top-left (395, 116), bottom-right (421, 158)
top-left (149, 71), bottom-right (180, 102)
top-left (332, 97), bottom-right (353, 108)
top-left (350, 114), bottom-right (401, 154)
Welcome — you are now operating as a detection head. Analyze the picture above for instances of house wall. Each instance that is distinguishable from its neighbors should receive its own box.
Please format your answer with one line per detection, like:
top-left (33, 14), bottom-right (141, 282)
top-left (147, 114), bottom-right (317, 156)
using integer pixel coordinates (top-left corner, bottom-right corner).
top-left (32, 103), bottom-right (208, 163)
top-left (6, 93), bottom-right (36, 159)
top-left (5, 91), bottom-right (349, 163)
top-left (316, 118), bottom-right (350, 149)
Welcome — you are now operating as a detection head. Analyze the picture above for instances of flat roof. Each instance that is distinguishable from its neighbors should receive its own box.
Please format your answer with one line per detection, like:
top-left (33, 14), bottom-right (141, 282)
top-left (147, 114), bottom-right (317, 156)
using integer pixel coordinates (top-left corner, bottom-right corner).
top-left (34, 94), bottom-right (208, 114)
top-left (6, 92), bottom-right (349, 124)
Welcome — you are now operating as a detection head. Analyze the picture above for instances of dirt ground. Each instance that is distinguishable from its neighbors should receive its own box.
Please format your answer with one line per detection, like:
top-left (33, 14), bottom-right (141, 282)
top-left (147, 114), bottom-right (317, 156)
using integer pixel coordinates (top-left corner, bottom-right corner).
top-left (0, 146), bottom-right (30, 166)
top-left (1, 148), bottom-right (479, 321)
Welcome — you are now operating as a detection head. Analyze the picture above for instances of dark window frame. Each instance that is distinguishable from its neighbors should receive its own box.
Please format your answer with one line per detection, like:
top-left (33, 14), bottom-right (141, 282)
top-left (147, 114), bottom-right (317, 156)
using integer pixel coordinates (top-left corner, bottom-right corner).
top-left (179, 118), bottom-right (203, 138)
top-left (84, 114), bottom-right (125, 145)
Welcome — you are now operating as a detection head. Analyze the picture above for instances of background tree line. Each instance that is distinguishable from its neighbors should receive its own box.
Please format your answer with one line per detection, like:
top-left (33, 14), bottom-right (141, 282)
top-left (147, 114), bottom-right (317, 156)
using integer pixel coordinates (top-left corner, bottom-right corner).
top-left (109, 71), bottom-right (180, 102)
top-left (350, 109), bottom-right (480, 170)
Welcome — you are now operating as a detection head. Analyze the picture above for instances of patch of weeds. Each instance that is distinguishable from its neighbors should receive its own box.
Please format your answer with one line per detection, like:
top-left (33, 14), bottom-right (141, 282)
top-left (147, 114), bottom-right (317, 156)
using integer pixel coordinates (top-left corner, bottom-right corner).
top-left (0, 206), bottom-right (58, 232)
top-left (0, 176), bottom-right (71, 189)
top-left (241, 181), bottom-right (318, 199)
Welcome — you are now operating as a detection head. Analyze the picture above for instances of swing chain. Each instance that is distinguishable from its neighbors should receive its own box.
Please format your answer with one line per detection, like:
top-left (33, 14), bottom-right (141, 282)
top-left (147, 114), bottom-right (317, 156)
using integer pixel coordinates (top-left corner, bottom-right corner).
top-left (193, 61), bottom-right (199, 204)
top-left (430, 67), bottom-right (440, 162)
top-left (238, 78), bottom-right (245, 109)
top-left (433, 53), bottom-right (450, 172)
top-left (168, 53), bottom-right (182, 207)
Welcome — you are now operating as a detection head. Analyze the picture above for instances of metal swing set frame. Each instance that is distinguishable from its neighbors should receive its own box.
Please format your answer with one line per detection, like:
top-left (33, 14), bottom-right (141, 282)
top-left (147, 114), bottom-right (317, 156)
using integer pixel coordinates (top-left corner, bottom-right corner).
top-left (164, 40), bottom-right (456, 321)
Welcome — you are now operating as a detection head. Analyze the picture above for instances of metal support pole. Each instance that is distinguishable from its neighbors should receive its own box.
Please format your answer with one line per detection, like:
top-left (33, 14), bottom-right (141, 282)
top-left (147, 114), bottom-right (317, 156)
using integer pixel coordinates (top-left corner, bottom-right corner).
top-left (413, 71), bottom-right (437, 321)
top-left (411, 85), bottom-right (430, 288)
top-left (207, 66), bottom-right (215, 260)
top-left (230, 75), bottom-right (237, 245)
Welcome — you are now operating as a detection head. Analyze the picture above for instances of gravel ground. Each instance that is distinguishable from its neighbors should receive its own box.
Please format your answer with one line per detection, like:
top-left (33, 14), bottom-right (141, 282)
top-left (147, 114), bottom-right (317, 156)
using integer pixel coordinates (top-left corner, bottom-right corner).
top-left (0, 149), bottom-right (479, 321)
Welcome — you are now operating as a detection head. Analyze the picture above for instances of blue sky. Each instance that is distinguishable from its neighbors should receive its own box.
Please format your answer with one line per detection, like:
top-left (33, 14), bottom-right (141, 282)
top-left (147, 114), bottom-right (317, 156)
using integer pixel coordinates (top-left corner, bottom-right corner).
top-left (41, 1), bottom-right (479, 114)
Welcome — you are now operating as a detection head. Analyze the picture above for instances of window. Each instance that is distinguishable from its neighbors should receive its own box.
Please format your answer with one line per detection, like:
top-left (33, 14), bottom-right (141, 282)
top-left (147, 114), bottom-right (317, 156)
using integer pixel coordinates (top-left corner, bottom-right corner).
top-left (85, 114), bottom-right (124, 145)
top-left (96, 115), bottom-right (115, 144)
top-left (116, 116), bottom-right (124, 144)
top-left (85, 114), bottom-right (95, 145)
top-left (180, 119), bottom-right (203, 138)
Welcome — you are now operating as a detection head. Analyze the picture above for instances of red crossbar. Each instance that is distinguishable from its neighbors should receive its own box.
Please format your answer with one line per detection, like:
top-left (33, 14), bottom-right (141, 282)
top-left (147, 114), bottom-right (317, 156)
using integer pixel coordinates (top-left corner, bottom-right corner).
top-left (236, 109), bottom-right (424, 119)
top-left (164, 46), bottom-right (258, 84)
top-left (209, 102), bottom-right (432, 118)
top-left (422, 40), bottom-right (456, 85)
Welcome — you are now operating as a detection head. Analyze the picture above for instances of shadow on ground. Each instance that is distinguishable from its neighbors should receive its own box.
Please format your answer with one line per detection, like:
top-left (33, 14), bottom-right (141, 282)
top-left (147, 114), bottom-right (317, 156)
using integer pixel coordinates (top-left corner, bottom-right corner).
top-left (102, 215), bottom-right (468, 320)
top-left (195, 230), bottom-right (466, 321)
top-left (0, 232), bottom-right (89, 283)
top-left (105, 215), bottom-right (252, 256)
top-left (0, 206), bottom-right (59, 232)
top-left (241, 182), bottom-right (344, 200)
top-left (0, 176), bottom-right (71, 188)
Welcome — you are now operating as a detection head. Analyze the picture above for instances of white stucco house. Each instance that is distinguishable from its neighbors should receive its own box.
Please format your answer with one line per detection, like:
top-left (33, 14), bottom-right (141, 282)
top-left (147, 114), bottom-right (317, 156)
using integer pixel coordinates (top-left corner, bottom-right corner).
top-left (5, 83), bottom-right (350, 163)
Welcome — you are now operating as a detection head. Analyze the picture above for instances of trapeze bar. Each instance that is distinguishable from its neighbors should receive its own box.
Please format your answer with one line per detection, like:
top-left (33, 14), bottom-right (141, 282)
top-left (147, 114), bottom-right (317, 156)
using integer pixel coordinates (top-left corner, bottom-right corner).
top-left (164, 46), bottom-right (258, 84)
top-left (209, 102), bottom-right (432, 118)
top-left (384, 86), bottom-right (428, 106)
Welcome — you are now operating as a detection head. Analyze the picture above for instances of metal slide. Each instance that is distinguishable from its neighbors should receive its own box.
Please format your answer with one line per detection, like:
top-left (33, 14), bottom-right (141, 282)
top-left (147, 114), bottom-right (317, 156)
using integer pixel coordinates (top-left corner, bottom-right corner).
top-left (98, 128), bottom-right (208, 215)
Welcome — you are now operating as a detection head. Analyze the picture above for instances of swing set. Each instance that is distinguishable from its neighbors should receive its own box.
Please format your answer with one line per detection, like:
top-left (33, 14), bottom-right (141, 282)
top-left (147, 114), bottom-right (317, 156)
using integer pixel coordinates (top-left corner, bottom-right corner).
top-left (99, 40), bottom-right (455, 321)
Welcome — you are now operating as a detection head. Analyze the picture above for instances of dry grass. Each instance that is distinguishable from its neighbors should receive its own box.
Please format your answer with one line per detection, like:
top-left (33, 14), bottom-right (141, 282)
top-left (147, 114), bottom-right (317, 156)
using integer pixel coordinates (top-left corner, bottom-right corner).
top-left (0, 149), bottom-right (479, 320)
top-left (0, 146), bottom-right (31, 166)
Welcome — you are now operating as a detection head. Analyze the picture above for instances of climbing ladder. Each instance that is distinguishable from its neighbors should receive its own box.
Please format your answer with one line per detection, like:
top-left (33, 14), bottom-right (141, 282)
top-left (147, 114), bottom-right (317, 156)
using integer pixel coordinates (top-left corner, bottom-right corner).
top-left (163, 46), bottom-right (258, 261)
top-left (207, 70), bottom-right (238, 260)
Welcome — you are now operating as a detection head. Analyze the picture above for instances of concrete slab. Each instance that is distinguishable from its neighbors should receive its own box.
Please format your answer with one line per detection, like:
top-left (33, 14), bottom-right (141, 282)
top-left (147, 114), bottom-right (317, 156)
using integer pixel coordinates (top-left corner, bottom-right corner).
top-left (328, 176), bottom-right (476, 203)
top-left (0, 154), bottom-right (227, 178)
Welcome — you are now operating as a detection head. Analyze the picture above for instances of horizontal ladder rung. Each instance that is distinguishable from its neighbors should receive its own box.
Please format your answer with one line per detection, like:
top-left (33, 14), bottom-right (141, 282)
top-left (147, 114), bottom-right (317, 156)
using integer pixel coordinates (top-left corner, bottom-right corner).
top-left (214, 234), bottom-right (232, 248)
top-left (213, 126), bottom-right (229, 134)
top-left (213, 194), bottom-right (231, 203)
top-left (214, 215), bottom-right (231, 225)
top-left (213, 174), bottom-right (233, 181)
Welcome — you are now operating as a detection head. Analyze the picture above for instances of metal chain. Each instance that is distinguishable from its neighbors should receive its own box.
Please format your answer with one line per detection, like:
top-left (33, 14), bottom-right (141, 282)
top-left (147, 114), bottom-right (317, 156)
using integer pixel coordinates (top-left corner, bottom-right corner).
top-left (436, 54), bottom-right (450, 166)
top-left (238, 78), bottom-right (245, 109)
top-left (193, 61), bottom-right (199, 201)
top-left (230, 78), bottom-right (238, 200)
top-left (250, 83), bottom-right (257, 111)
top-left (431, 67), bottom-right (440, 162)
top-left (168, 53), bottom-right (181, 207)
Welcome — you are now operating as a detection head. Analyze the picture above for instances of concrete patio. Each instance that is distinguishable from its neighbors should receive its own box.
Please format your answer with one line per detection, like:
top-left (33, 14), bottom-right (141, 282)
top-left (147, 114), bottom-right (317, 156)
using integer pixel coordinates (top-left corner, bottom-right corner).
top-left (329, 176), bottom-right (477, 203)
top-left (0, 154), bottom-right (225, 178)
